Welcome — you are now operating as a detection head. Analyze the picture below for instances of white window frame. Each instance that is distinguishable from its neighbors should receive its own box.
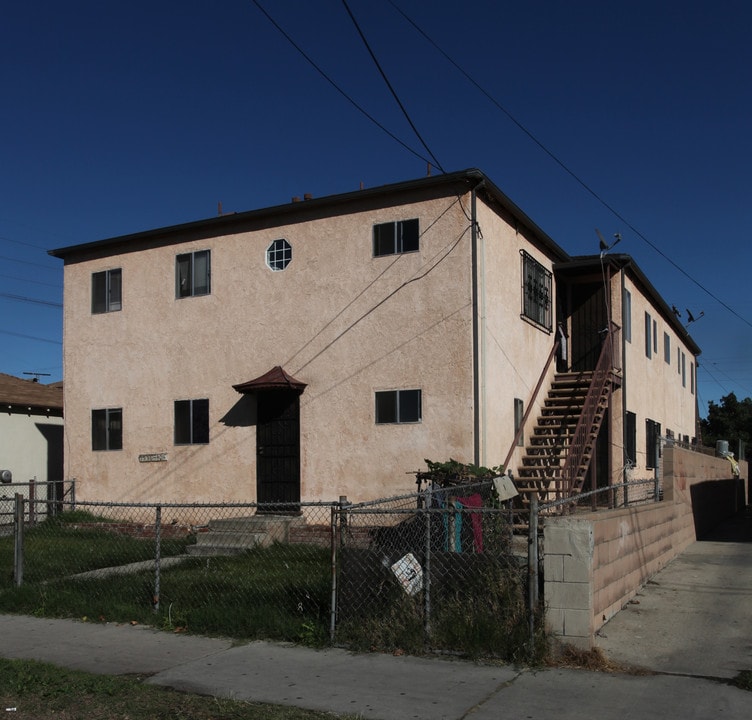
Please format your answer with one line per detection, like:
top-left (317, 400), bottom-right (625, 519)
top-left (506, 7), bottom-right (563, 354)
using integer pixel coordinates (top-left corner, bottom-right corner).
top-left (266, 239), bottom-right (292, 271)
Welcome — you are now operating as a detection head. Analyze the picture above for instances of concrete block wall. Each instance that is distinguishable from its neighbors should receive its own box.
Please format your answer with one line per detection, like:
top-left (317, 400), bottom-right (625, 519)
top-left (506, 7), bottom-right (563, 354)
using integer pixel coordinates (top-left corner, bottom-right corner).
top-left (544, 446), bottom-right (747, 648)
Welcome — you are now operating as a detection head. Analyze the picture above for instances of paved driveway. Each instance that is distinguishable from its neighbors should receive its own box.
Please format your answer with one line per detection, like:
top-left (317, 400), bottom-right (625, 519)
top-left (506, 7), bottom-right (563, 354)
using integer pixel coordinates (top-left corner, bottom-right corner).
top-left (595, 506), bottom-right (752, 678)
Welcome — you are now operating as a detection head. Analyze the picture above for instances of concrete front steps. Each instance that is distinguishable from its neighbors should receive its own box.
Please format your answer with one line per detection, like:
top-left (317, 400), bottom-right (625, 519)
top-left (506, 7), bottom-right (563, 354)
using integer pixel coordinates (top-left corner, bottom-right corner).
top-left (186, 514), bottom-right (305, 556)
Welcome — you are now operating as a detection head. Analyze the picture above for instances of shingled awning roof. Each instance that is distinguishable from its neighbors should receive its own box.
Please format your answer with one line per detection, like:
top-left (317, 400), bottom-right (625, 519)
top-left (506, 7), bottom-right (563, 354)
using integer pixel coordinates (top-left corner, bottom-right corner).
top-left (233, 366), bottom-right (306, 394)
top-left (0, 373), bottom-right (63, 415)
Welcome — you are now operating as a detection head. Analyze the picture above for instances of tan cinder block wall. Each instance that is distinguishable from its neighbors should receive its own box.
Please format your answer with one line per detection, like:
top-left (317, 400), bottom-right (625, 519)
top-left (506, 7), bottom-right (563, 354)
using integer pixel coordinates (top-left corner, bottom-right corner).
top-left (544, 446), bottom-right (748, 648)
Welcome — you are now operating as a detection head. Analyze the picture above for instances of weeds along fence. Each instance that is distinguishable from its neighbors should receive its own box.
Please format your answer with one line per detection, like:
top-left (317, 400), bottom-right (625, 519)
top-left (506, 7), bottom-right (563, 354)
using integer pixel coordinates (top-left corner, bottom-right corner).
top-left (0, 484), bottom-right (541, 660)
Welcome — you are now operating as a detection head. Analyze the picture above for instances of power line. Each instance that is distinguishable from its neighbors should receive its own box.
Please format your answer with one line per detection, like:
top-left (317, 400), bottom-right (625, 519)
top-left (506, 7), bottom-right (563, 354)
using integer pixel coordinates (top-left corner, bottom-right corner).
top-left (0, 292), bottom-right (62, 308)
top-left (0, 273), bottom-right (62, 289)
top-left (0, 329), bottom-right (62, 345)
top-left (341, 0), bottom-right (445, 174)
top-left (0, 234), bottom-right (49, 252)
top-left (387, 0), bottom-right (752, 332)
top-left (249, 0), bottom-right (432, 167)
top-left (0, 253), bottom-right (60, 271)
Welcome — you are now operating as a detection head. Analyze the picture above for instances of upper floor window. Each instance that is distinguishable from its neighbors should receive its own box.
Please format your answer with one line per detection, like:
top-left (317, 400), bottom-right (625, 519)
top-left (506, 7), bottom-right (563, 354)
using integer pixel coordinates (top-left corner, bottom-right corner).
top-left (521, 251), bottom-right (552, 331)
top-left (266, 239), bottom-right (292, 271)
top-left (375, 389), bottom-right (422, 424)
top-left (92, 408), bottom-right (122, 451)
top-left (645, 312), bottom-right (652, 358)
top-left (176, 250), bottom-right (211, 298)
top-left (174, 398), bottom-right (209, 444)
top-left (623, 289), bottom-right (632, 342)
top-left (664, 332), bottom-right (671, 364)
top-left (373, 219), bottom-right (419, 257)
top-left (92, 269), bottom-right (122, 314)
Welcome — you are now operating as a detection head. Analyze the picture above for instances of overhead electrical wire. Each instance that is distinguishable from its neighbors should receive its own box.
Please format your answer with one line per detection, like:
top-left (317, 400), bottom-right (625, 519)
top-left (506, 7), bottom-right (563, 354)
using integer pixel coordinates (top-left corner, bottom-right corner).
top-left (0, 329), bottom-right (61, 345)
top-left (340, 0), bottom-right (445, 174)
top-left (386, 0), bottom-right (752, 332)
top-left (0, 292), bottom-right (62, 308)
top-left (249, 0), bottom-right (432, 168)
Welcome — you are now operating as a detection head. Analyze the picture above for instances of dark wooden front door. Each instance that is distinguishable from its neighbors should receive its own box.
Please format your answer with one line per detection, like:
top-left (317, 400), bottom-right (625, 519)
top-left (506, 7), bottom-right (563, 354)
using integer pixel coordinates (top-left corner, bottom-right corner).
top-left (570, 282), bottom-right (607, 372)
top-left (256, 391), bottom-right (301, 509)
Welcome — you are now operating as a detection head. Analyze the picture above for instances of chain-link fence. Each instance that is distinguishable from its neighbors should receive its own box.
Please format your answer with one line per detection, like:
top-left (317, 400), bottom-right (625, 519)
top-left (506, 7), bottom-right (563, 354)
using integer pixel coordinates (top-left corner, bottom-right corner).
top-left (0, 486), bottom-right (541, 659)
top-left (334, 482), bottom-right (539, 660)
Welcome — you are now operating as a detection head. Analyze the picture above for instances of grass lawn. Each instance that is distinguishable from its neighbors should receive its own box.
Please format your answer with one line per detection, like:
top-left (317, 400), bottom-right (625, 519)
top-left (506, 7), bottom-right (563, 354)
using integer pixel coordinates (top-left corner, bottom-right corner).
top-left (0, 658), bottom-right (358, 719)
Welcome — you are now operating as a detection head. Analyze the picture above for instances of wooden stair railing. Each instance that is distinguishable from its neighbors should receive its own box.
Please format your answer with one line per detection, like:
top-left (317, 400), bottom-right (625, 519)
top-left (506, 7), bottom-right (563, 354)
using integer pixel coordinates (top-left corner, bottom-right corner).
top-left (502, 339), bottom-right (560, 473)
top-left (559, 324), bottom-right (620, 496)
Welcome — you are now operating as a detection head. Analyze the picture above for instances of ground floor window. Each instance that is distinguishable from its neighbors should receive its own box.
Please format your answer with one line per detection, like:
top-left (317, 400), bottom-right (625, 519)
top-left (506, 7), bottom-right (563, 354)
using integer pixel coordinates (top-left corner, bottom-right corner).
top-left (174, 399), bottom-right (210, 444)
top-left (375, 389), bottom-right (422, 424)
top-left (92, 408), bottom-right (122, 451)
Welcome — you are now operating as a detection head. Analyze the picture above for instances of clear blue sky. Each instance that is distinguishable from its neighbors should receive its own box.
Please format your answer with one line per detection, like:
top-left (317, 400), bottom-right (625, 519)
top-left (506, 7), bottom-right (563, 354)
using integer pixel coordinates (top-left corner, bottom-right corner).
top-left (1, 0), bottom-right (750, 420)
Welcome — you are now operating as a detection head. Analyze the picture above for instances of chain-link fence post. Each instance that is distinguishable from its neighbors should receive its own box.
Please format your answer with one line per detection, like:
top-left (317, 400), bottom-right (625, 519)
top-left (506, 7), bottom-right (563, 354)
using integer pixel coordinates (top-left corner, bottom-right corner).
top-left (330, 501), bottom-right (342, 643)
top-left (527, 493), bottom-right (539, 655)
top-left (153, 504), bottom-right (161, 612)
top-left (13, 493), bottom-right (24, 588)
top-left (423, 486), bottom-right (432, 644)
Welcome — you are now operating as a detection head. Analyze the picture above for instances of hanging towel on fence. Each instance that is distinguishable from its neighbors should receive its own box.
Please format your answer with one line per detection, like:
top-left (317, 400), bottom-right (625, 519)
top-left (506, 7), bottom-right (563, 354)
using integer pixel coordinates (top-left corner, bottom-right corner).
top-left (456, 493), bottom-right (484, 553)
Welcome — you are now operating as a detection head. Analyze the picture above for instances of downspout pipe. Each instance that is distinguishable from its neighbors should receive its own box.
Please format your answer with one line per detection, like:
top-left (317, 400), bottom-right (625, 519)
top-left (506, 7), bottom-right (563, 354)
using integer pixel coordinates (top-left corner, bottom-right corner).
top-left (471, 181), bottom-right (485, 466)
top-left (621, 264), bottom-right (629, 481)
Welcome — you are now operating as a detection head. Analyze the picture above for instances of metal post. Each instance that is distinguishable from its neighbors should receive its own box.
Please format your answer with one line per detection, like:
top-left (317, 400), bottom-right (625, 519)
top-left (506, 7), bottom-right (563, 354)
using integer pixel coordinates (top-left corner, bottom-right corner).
top-left (527, 493), bottom-right (539, 655)
top-left (153, 505), bottom-right (161, 612)
top-left (329, 503), bottom-right (339, 643)
top-left (424, 487), bottom-right (432, 644)
top-left (13, 494), bottom-right (24, 588)
top-left (29, 477), bottom-right (36, 524)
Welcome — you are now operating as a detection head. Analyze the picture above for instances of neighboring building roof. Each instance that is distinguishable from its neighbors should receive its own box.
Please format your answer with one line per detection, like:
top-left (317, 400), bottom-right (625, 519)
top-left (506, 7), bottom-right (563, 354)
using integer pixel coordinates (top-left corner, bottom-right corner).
top-left (557, 254), bottom-right (702, 357)
top-left (48, 169), bottom-right (570, 264)
top-left (0, 373), bottom-right (64, 416)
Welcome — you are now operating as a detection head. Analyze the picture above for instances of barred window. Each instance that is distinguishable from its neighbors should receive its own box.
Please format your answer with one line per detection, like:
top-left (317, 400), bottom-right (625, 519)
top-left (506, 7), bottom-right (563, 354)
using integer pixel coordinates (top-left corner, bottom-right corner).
top-left (521, 251), bottom-right (552, 331)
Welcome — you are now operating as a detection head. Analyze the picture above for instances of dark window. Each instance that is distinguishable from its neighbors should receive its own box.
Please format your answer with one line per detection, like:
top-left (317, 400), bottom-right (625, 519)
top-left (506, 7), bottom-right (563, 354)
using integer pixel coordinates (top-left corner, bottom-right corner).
top-left (645, 312), bottom-right (652, 358)
top-left (625, 411), bottom-right (636, 465)
top-left (690, 362), bottom-right (695, 394)
top-left (174, 399), bottom-right (210, 444)
top-left (267, 239), bottom-right (292, 271)
top-left (623, 289), bottom-right (632, 343)
top-left (92, 408), bottom-right (122, 451)
top-left (373, 219), bottom-right (419, 257)
top-left (681, 352), bottom-right (686, 387)
top-left (646, 418), bottom-right (661, 469)
top-left (514, 398), bottom-right (524, 446)
top-left (375, 389), bottom-right (422, 424)
top-left (176, 250), bottom-right (211, 298)
top-left (653, 320), bottom-right (658, 354)
top-left (664, 332), bottom-right (671, 364)
top-left (92, 269), bottom-right (122, 314)
top-left (521, 251), bottom-right (552, 331)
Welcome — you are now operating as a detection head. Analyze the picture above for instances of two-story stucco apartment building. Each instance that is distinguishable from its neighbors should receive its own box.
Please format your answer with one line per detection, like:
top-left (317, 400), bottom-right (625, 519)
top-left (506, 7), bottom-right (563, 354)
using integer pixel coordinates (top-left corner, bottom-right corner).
top-left (50, 169), bottom-right (700, 505)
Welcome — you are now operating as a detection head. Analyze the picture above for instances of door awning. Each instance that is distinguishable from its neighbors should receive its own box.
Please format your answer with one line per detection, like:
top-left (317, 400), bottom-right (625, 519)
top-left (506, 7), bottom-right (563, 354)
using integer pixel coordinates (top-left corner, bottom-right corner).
top-left (232, 366), bottom-right (307, 394)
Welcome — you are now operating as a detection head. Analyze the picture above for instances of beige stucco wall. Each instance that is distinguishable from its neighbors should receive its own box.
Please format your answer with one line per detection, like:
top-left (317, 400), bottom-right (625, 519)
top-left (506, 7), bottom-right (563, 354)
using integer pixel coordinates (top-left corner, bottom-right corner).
top-left (618, 272), bottom-right (698, 477)
top-left (62, 192), bottom-right (478, 504)
top-left (477, 203), bottom-right (559, 470)
top-left (544, 446), bottom-right (747, 647)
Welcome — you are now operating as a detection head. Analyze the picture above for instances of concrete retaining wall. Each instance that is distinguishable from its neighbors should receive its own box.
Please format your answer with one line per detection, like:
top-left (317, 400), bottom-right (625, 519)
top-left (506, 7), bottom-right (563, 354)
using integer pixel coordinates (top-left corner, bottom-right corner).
top-left (544, 446), bottom-right (748, 647)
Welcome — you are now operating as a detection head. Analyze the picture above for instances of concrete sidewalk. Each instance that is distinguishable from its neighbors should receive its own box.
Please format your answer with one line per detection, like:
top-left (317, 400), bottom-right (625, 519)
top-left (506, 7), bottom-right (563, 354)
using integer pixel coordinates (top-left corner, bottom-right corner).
top-left (0, 614), bottom-right (749, 719)
top-left (0, 508), bottom-right (750, 719)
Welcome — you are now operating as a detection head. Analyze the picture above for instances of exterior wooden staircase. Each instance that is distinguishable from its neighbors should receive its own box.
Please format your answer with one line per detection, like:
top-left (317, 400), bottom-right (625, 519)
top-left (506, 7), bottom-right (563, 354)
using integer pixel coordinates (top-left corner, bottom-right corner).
top-left (513, 325), bottom-right (621, 504)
